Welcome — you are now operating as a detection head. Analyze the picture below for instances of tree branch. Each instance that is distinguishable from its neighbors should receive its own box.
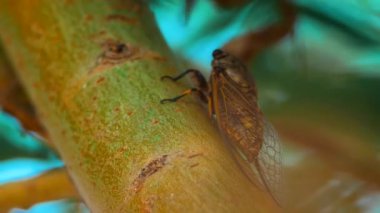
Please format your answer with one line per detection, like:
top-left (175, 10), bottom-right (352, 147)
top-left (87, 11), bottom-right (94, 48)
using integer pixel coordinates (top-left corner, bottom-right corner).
top-left (0, 0), bottom-right (278, 212)
top-left (0, 168), bottom-right (79, 212)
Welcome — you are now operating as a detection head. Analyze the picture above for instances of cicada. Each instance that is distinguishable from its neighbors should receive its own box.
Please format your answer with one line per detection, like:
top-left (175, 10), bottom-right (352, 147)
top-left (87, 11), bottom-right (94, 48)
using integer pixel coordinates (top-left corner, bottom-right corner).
top-left (160, 49), bottom-right (282, 204)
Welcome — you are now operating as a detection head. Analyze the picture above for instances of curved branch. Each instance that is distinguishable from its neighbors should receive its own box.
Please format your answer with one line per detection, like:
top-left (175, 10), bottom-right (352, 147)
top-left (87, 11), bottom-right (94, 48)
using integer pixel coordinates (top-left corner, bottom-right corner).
top-left (0, 0), bottom-right (278, 212)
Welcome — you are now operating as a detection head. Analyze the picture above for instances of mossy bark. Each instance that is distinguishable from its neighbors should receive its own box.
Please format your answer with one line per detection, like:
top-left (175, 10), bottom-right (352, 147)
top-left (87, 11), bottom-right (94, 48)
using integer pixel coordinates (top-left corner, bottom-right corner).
top-left (0, 0), bottom-right (278, 212)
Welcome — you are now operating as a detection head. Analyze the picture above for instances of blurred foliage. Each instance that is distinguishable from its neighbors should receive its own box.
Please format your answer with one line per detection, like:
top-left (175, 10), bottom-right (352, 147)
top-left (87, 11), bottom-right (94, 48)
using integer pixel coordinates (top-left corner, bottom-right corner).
top-left (151, 0), bottom-right (380, 75)
top-left (9, 199), bottom-right (88, 213)
top-left (0, 111), bottom-right (54, 161)
top-left (150, 0), bottom-right (380, 211)
top-left (0, 44), bottom-right (61, 185)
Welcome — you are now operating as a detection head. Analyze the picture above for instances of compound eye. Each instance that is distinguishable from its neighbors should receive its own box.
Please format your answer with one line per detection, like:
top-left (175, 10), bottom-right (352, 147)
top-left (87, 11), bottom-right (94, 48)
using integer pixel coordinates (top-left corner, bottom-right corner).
top-left (212, 49), bottom-right (224, 58)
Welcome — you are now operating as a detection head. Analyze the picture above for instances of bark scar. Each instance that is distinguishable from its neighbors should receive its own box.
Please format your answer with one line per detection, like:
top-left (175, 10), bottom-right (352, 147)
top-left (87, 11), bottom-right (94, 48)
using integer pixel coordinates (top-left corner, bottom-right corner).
top-left (131, 154), bottom-right (168, 193)
top-left (62, 39), bottom-right (166, 111)
top-left (95, 40), bottom-right (135, 68)
top-left (188, 152), bottom-right (203, 159)
top-left (89, 39), bottom-right (165, 75)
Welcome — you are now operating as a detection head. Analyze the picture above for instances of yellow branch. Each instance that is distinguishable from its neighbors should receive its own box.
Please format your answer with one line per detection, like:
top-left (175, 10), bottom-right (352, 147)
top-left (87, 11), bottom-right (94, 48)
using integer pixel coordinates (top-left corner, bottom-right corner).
top-left (0, 169), bottom-right (79, 212)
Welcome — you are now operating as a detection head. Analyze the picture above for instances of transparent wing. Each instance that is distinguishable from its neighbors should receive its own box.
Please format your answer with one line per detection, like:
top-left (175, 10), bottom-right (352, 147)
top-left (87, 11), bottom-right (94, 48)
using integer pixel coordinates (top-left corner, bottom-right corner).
top-left (253, 119), bottom-right (282, 204)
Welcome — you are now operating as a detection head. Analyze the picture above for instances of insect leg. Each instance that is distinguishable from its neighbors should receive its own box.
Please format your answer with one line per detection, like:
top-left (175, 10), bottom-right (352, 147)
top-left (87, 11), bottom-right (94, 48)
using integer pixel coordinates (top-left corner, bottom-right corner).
top-left (160, 88), bottom-right (207, 104)
top-left (161, 69), bottom-right (208, 92)
top-left (161, 69), bottom-right (199, 81)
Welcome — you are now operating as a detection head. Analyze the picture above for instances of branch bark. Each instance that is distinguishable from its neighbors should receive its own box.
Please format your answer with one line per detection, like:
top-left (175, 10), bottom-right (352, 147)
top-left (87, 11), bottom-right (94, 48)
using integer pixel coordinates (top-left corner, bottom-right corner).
top-left (0, 0), bottom-right (278, 212)
top-left (0, 168), bottom-right (79, 212)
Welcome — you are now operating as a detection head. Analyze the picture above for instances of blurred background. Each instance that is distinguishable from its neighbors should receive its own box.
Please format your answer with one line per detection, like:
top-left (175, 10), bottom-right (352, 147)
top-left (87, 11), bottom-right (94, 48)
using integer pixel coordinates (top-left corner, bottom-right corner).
top-left (1, 0), bottom-right (380, 212)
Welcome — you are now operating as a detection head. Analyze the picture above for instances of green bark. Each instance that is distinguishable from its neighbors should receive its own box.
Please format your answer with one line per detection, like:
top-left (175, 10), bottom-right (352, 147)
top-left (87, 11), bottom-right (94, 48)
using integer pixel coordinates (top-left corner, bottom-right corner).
top-left (0, 0), bottom-right (278, 212)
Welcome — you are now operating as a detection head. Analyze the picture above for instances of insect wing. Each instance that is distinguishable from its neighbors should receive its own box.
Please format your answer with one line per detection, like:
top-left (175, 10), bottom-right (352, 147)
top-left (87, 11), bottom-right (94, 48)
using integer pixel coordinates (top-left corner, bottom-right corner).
top-left (212, 74), bottom-right (263, 160)
top-left (212, 73), bottom-right (282, 203)
top-left (254, 119), bottom-right (282, 203)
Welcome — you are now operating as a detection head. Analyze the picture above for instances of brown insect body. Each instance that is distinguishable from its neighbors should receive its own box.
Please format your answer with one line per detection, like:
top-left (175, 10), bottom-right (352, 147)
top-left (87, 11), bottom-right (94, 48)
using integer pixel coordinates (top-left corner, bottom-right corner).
top-left (161, 49), bottom-right (282, 204)
top-left (210, 50), bottom-right (263, 161)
